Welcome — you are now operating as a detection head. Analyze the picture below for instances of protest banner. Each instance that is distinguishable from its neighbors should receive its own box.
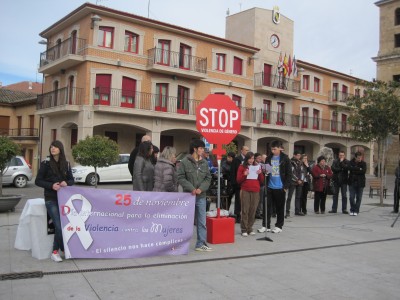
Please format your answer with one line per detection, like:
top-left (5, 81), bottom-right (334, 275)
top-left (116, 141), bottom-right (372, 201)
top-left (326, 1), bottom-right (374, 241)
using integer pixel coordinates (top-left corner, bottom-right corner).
top-left (58, 186), bottom-right (195, 259)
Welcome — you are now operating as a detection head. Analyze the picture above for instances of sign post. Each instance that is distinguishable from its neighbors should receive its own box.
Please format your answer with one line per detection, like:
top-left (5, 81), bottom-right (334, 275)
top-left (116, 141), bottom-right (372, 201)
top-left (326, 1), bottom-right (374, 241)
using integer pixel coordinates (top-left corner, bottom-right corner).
top-left (196, 94), bottom-right (241, 215)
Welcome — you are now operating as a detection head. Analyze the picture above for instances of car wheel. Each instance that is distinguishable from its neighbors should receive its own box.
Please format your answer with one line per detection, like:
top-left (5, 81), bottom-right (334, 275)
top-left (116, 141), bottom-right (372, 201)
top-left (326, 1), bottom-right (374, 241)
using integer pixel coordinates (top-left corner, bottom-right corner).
top-left (86, 173), bottom-right (99, 186)
top-left (14, 175), bottom-right (28, 188)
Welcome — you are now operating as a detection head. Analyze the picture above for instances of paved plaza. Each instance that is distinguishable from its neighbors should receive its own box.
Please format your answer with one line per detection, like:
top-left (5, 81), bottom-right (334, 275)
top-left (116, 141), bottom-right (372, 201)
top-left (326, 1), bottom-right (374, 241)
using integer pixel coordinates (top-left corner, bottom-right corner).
top-left (1, 175), bottom-right (400, 299)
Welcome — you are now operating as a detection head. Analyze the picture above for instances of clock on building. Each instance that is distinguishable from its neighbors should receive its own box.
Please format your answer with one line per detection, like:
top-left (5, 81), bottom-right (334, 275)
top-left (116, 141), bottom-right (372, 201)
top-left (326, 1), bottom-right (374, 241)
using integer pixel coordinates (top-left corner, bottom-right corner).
top-left (270, 34), bottom-right (280, 48)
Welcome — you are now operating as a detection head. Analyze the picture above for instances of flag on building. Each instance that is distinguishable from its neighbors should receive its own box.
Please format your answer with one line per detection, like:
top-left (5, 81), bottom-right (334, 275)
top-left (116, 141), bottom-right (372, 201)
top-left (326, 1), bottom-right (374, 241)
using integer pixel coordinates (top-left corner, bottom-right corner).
top-left (283, 54), bottom-right (288, 77)
top-left (277, 52), bottom-right (283, 74)
top-left (288, 55), bottom-right (292, 77)
top-left (292, 55), bottom-right (298, 77)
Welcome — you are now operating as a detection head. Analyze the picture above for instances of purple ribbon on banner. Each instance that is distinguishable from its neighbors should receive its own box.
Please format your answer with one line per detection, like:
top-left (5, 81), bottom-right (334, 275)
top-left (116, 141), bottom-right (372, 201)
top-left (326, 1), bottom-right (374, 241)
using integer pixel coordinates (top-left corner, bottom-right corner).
top-left (58, 186), bottom-right (195, 259)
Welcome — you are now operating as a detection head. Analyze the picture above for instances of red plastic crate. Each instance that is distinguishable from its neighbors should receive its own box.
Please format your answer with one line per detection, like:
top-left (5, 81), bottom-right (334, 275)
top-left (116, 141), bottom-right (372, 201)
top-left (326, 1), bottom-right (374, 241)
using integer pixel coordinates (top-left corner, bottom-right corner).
top-left (206, 217), bottom-right (235, 244)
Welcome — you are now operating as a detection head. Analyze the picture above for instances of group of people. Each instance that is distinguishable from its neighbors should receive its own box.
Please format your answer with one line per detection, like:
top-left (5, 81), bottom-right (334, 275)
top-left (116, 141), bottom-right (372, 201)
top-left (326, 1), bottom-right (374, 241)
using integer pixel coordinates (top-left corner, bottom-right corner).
top-left (35, 137), bottom-right (372, 262)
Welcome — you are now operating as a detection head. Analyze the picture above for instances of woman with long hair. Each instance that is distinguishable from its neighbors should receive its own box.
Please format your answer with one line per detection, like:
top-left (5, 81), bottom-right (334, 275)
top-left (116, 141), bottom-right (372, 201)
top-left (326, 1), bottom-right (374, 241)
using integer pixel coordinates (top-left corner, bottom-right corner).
top-left (153, 146), bottom-right (178, 192)
top-left (236, 151), bottom-right (264, 236)
top-left (132, 141), bottom-right (154, 191)
top-left (35, 140), bottom-right (74, 262)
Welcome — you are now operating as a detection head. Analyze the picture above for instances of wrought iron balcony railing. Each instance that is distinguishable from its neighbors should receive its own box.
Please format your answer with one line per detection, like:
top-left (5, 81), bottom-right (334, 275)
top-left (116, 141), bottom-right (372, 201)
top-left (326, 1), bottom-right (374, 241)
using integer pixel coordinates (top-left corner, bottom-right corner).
top-left (328, 90), bottom-right (353, 103)
top-left (39, 37), bottom-right (87, 67)
top-left (93, 87), bottom-right (202, 115)
top-left (37, 87), bottom-right (84, 109)
top-left (0, 128), bottom-right (39, 137)
top-left (147, 48), bottom-right (207, 74)
top-left (254, 72), bottom-right (301, 93)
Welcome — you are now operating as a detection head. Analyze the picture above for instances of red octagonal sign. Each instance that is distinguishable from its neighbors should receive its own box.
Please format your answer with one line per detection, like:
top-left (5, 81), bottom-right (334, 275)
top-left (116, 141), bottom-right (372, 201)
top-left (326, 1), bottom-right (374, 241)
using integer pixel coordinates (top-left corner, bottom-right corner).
top-left (196, 94), bottom-right (241, 146)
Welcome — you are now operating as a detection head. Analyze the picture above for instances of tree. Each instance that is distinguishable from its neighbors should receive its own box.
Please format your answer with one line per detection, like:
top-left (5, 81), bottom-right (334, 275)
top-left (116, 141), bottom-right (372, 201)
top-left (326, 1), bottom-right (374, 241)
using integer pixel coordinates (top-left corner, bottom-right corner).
top-left (345, 80), bottom-right (400, 204)
top-left (72, 135), bottom-right (119, 188)
top-left (0, 136), bottom-right (20, 196)
top-left (222, 142), bottom-right (238, 156)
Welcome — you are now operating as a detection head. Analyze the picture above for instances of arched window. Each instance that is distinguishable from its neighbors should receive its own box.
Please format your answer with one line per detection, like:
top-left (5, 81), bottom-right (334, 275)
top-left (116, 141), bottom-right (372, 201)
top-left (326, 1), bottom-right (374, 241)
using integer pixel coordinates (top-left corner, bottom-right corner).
top-left (395, 8), bottom-right (400, 25)
top-left (70, 30), bottom-right (77, 54)
top-left (68, 76), bottom-right (74, 104)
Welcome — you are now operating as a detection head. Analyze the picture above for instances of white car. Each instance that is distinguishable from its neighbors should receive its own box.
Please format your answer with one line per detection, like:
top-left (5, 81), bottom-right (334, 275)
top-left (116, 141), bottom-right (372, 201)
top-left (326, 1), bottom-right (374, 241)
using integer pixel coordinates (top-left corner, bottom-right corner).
top-left (2, 156), bottom-right (33, 188)
top-left (72, 154), bottom-right (131, 186)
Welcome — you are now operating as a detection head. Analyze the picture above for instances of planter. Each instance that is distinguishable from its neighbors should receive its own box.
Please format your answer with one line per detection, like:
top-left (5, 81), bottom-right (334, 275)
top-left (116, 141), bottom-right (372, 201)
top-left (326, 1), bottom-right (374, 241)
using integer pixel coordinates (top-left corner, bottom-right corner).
top-left (0, 195), bottom-right (22, 212)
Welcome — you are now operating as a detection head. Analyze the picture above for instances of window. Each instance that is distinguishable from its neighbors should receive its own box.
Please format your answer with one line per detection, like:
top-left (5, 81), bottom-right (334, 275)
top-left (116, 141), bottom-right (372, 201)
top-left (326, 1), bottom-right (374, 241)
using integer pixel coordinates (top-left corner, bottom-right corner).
top-left (302, 107), bottom-right (309, 128)
top-left (232, 94), bottom-right (242, 107)
top-left (156, 40), bottom-right (170, 65)
top-left (355, 88), bottom-right (360, 98)
top-left (121, 77), bottom-right (136, 108)
top-left (70, 30), bottom-right (77, 54)
top-left (341, 114), bottom-right (347, 133)
top-left (29, 115), bottom-right (34, 136)
top-left (216, 53), bottom-right (226, 71)
top-left (179, 44), bottom-right (191, 69)
top-left (263, 64), bottom-right (272, 86)
top-left (98, 27), bottom-right (114, 48)
top-left (233, 56), bottom-right (243, 75)
top-left (332, 83), bottom-right (339, 101)
top-left (94, 74), bottom-right (111, 105)
top-left (68, 76), bottom-right (74, 104)
top-left (314, 77), bottom-right (320, 93)
top-left (395, 33), bottom-right (400, 48)
top-left (155, 83), bottom-right (168, 112)
top-left (71, 128), bottom-right (78, 148)
top-left (331, 111), bottom-right (338, 132)
top-left (395, 8), bottom-right (400, 25)
top-left (53, 81), bottom-right (59, 106)
top-left (262, 100), bottom-right (271, 124)
top-left (302, 75), bottom-right (310, 90)
top-left (313, 109), bottom-right (320, 129)
top-left (56, 39), bottom-right (61, 60)
top-left (342, 85), bottom-right (348, 101)
top-left (124, 31), bottom-right (138, 53)
top-left (393, 74), bottom-right (400, 82)
top-left (51, 129), bottom-right (57, 141)
top-left (277, 102), bottom-right (285, 125)
top-left (17, 116), bottom-right (22, 136)
top-left (177, 86), bottom-right (189, 114)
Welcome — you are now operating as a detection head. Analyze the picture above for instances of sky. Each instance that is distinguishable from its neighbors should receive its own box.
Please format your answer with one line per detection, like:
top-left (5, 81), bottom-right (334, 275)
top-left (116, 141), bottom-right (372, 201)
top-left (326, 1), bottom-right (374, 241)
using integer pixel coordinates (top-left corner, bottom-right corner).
top-left (0, 0), bottom-right (379, 86)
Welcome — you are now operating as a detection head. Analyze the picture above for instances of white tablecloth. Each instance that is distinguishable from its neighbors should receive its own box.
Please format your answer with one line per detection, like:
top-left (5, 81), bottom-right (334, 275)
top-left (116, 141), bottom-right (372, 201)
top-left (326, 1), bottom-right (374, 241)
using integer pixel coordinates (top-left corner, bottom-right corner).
top-left (14, 198), bottom-right (53, 260)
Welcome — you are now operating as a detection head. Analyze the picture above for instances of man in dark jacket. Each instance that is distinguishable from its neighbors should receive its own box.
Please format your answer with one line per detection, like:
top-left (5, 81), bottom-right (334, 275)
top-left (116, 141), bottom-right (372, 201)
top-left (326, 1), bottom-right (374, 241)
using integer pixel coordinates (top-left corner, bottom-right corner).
top-left (329, 150), bottom-right (349, 214)
top-left (128, 135), bottom-right (151, 176)
top-left (258, 140), bottom-right (292, 233)
top-left (230, 145), bottom-right (249, 223)
top-left (285, 150), bottom-right (305, 217)
top-left (348, 151), bottom-right (367, 216)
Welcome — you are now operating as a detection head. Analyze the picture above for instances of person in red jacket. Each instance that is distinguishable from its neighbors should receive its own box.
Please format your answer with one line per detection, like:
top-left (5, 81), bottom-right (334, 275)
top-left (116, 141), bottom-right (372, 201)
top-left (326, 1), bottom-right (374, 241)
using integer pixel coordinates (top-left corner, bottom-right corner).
top-left (237, 152), bottom-right (264, 236)
top-left (311, 156), bottom-right (333, 214)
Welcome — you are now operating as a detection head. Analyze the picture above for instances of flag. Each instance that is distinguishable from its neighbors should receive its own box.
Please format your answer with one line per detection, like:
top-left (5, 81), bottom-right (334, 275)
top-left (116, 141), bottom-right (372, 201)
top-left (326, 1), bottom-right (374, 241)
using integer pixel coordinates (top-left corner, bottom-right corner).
top-left (277, 52), bottom-right (283, 74)
top-left (283, 54), bottom-right (288, 77)
top-left (292, 55), bottom-right (298, 77)
top-left (288, 55), bottom-right (292, 77)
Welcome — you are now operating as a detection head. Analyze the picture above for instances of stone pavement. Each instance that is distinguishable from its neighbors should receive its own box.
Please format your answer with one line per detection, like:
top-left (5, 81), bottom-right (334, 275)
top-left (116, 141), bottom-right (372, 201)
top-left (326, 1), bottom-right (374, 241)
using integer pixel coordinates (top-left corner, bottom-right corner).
top-left (1, 175), bottom-right (400, 300)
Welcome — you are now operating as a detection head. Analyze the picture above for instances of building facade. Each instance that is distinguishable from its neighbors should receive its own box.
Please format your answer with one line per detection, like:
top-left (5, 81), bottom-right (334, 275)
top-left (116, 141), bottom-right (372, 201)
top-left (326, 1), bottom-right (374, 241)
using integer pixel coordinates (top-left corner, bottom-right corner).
top-left (37, 3), bottom-right (372, 172)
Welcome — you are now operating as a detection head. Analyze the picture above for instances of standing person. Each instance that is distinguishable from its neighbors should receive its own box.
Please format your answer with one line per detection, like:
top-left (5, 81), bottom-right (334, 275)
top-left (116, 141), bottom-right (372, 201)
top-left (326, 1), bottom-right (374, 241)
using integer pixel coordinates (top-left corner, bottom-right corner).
top-left (35, 140), bottom-right (74, 262)
top-left (348, 151), bottom-right (367, 216)
top-left (329, 151), bottom-right (350, 214)
top-left (258, 140), bottom-right (292, 234)
top-left (286, 150), bottom-right (305, 217)
top-left (128, 135), bottom-right (151, 176)
top-left (393, 160), bottom-right (400, 213)
top-left (153, 146), bottom-right (178, 192)
top-left (177, 139), bottom-right (212, 251)
top-left (300, 154), bottom-right (312, 215)
top-left (311, 156), bottom-right (333, 214)
top-left (150, 145), bottom-right (160, 165)
top-left (236, 152), bottom-right (264, 236)
top-left (231, 145), bottom-right (249, 223)
top-left (132, 141), bottom-right (154, 191)
top-left (255, 153), bottom-right (266, 219)
top-left (221, 152), bottom-right (236, 211)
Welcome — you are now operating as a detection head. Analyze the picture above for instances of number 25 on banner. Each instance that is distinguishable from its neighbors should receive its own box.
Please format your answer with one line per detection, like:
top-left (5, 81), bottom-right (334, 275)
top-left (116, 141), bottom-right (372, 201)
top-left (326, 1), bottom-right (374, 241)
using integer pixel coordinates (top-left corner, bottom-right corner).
top-left (115, 194), bottom-right (132, 206)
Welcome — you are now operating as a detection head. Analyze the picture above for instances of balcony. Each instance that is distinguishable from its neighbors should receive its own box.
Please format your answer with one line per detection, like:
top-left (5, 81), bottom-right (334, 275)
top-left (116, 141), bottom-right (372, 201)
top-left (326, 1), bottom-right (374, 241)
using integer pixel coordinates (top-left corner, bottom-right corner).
top-left (92, 87), bottom-right (201, 117)
top-left (37, 87), bottom-right (84, 110)
top-left (39, 37), bottom-right (87, 74)
top-left (147, 48), bottom-right (207, 79)
top-left (328, 90), bottom-right (353, 105)
top-left (254, 72), bottom-right (301, 97)
top-left (0, 128), bottom-right (39, 140)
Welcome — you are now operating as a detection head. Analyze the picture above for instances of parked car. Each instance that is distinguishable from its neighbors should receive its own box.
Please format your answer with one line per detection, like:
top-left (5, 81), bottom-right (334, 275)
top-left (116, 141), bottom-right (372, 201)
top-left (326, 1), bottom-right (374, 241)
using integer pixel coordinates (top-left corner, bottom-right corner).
top-left (72, 154), bottom-right (131, 186)
top-left (2, 156), bottom-right (33, 188)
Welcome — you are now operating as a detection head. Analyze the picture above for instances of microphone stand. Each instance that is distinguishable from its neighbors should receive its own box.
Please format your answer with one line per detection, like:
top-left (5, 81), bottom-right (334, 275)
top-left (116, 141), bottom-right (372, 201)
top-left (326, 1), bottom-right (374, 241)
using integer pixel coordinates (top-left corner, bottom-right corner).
top-left (257, 169), bottom-right (273, 242)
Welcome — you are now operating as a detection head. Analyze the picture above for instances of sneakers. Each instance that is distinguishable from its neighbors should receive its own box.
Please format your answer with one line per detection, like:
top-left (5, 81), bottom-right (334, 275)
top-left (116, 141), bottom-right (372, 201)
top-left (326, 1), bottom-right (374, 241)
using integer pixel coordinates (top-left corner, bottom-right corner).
top-left (350, 212), bottom-right (354, 216)
top-left (272, 227), bottom-right (282, 233)
top-left (258, 227), bottom-right (266, 233)
top-left (249, 232), bottom-right (256, 236)
top-left (195, 244), bottom-right (213, 252)
top-left (241, 232), bottom-right (248, 237)
top-left (353, 212), bottom-right (358, 216)
top-left (51, 250), bottom-right (62, 262)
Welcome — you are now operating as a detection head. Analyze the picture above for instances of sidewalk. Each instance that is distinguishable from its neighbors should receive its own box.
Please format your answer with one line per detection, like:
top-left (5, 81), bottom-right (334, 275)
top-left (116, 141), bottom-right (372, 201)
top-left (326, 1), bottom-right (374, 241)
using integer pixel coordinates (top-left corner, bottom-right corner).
top-left (1, 175), bottom-right (400, 299)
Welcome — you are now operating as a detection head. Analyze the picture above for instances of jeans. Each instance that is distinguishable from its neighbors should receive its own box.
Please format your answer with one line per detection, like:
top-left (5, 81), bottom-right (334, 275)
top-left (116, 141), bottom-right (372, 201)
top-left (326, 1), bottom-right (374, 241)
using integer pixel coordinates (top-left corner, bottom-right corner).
top-left (45, 200), bottom-right (64, 252)
top-left (349, 185), bottom-right (364, 213)
top-left (286, 184), bottom-right (303, 214)
top-left (195, 197), bottom-right (207, 248)
top-left (331, 184), bottom-right (348, 212)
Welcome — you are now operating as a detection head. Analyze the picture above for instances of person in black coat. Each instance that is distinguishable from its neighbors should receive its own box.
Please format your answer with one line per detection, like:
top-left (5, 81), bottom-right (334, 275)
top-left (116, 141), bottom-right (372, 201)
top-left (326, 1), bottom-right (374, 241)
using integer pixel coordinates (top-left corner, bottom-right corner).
top-left (348, 151), bottom-right (367, 216)
top-left (393, 161), bottom-right (400, 213)
top-left (329, 151), bottom-right (350, 214)
top-left (35, 140), bottom-right (74, 262)
top-left (128, 135), bottom-right (151, 176)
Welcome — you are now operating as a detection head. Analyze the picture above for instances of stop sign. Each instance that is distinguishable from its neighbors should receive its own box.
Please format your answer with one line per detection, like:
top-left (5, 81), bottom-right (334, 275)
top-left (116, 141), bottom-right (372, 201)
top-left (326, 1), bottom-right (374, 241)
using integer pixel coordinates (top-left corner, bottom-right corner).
top-left (196, 94), bottom-right (241, 145)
